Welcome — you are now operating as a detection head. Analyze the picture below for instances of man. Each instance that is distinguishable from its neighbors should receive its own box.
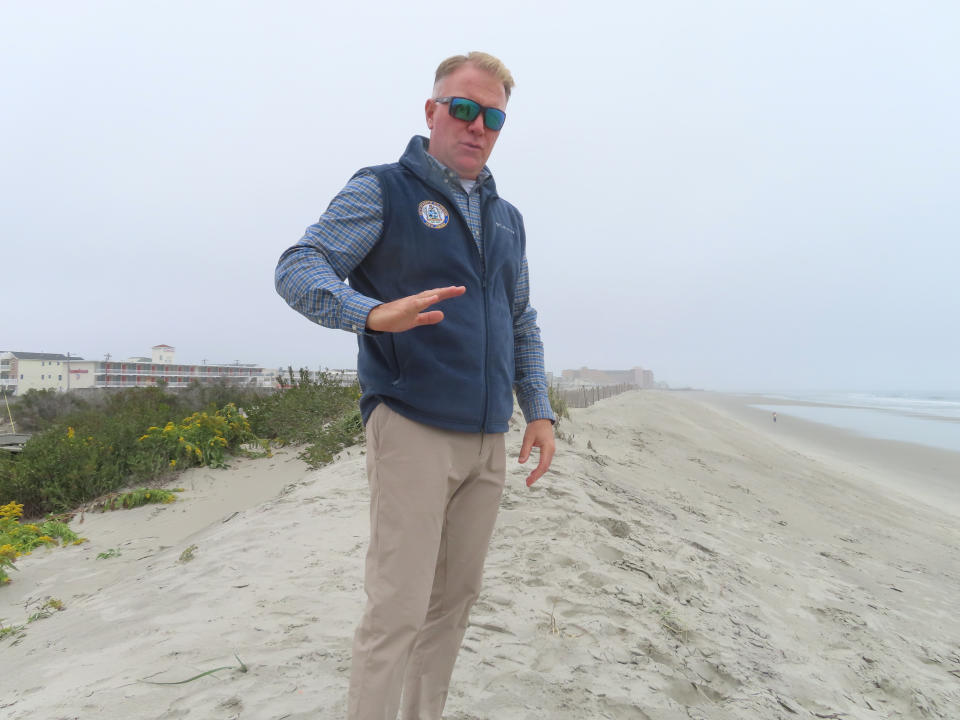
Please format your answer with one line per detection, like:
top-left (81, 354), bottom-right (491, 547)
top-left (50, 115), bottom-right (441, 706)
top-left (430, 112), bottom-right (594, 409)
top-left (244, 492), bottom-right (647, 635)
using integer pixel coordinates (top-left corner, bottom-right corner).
top-left (275, 51), bottom-right (555, 720)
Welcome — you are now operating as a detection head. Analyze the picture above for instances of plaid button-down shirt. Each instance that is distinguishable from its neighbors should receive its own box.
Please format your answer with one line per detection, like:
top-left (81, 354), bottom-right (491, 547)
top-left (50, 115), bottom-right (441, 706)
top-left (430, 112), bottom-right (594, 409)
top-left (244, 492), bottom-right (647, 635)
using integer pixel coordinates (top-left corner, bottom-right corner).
top-left (275, 153), bottom-right (554, 424)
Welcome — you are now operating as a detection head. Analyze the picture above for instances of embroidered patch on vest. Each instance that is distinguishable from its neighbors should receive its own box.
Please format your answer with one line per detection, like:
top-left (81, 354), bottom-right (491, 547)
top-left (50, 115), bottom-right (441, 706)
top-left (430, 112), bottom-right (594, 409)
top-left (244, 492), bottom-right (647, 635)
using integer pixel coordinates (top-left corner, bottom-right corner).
top-left (418, 200), bottom-right (450, 229)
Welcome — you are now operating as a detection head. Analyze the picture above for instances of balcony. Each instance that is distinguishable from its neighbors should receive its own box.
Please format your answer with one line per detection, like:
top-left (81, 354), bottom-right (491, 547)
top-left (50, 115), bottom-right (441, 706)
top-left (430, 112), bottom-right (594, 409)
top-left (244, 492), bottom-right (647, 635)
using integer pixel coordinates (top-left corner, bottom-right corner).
top-left (95, 369), bottom-right (262, 379)
top-left (92, 375), bottom-right (262, 388)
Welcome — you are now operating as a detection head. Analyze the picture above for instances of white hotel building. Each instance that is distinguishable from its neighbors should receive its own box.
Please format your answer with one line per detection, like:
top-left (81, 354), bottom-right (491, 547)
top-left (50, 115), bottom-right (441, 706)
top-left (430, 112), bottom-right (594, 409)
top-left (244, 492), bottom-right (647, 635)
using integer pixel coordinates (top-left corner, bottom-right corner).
top-left (0, 345), bottom-right (278, 395)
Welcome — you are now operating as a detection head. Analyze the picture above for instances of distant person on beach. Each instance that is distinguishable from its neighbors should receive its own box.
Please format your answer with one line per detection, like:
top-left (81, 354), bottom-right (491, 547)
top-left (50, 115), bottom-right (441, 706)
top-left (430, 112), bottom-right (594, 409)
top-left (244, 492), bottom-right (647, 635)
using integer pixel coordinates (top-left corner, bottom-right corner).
top-left (275, 52), bottom-right (555, 720)
top-left (773, 412), bottom-right (777, 422)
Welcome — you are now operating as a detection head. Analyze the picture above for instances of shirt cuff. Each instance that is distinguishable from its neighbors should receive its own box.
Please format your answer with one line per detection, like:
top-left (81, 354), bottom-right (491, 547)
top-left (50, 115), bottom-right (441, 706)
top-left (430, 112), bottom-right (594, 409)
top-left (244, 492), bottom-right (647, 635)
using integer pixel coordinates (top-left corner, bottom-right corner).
top-left (521, 394), bottom-right (557, 425)
top-left (340, 292), bottom-right (381, 335)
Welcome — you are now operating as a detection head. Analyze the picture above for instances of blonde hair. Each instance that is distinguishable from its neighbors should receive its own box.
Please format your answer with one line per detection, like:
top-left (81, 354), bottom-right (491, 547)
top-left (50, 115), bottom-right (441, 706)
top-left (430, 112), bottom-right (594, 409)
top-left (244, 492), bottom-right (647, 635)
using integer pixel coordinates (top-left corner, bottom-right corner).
top-left (434, 52), bottom-right (515, 101)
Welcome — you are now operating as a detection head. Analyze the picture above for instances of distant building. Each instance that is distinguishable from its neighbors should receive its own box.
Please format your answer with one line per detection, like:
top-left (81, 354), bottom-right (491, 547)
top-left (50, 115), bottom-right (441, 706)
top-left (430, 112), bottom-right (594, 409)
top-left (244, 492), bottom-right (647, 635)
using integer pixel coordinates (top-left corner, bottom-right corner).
top-left (0, 345), bottom-right (276, 395)
top-left (153, 344), bottom-right (175, 364)
top-left (641, 369), bottom-right (655, 389)
top-left (560, 366), bottom-right (655, 389)
top-left (1, 352), bottom-right (84, 394)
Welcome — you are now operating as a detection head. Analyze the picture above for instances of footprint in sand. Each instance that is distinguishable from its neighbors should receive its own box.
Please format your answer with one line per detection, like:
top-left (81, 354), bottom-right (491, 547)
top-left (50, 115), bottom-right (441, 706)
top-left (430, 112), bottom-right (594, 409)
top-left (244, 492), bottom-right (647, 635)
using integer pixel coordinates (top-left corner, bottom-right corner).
top-left (594, 543), bottom-right (625, 563)
top-left (595, 516), bottom-right (632, 538)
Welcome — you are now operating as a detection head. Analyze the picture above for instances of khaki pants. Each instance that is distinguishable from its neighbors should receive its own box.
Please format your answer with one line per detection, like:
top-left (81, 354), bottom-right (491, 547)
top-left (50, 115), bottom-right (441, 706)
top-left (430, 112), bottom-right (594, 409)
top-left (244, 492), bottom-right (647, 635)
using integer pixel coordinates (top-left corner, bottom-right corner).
top-left (347, 403), bottom-right (506, 720)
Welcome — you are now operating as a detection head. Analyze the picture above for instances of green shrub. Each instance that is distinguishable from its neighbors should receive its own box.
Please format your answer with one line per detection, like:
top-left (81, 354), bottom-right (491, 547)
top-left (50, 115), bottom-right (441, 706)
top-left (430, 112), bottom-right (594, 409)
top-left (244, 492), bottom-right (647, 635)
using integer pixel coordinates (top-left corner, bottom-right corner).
top-left (298, 408), bottom-right (363, 467)
top-left (5, 426), bottom-right (115, 515)
top-left (246, 368), bottom-right (359, 443)
top-left (0, 372), bottom-right (364, 516)
top-left (10, 389), bottom-right (89, 432)
top-left (246, 369), bottom-right (364, 467)
top-left (1, 388), bottom-right (188, 512)
top-left (0, 398), bottom-right (267, 516)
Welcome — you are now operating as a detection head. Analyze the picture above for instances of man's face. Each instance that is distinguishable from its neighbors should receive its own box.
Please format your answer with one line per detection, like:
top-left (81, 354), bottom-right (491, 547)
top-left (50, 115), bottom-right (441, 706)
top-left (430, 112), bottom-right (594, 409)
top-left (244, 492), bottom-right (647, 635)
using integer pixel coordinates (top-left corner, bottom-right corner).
top-left (425, 63), bottom-right (507, 179)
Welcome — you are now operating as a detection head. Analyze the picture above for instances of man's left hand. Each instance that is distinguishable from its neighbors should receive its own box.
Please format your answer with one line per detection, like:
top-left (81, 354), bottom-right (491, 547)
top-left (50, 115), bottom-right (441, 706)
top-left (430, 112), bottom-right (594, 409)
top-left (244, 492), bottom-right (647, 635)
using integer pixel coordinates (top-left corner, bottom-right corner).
top-left (518, 419), bottom-right (555, 487)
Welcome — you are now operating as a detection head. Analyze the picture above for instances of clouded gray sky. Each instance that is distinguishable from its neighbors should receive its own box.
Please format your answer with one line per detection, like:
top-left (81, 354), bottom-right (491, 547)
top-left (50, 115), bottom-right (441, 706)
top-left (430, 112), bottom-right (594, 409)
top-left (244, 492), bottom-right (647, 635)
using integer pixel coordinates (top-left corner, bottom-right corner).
top-left (3, 1), bottom-right (957, 393)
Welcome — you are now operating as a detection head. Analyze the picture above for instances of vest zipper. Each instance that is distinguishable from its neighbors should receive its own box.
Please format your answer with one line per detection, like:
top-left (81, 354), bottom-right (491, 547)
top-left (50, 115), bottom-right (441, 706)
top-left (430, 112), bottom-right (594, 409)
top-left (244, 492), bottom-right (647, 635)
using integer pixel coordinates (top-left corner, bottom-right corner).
top-left (479, 206), bottom-right (490, 433)
top-left (448, 190), bottom-right (489, 434)
top-left (480, 265), bottom-right (489, 432)
top-left (441, 183), bottom-right (490, 436)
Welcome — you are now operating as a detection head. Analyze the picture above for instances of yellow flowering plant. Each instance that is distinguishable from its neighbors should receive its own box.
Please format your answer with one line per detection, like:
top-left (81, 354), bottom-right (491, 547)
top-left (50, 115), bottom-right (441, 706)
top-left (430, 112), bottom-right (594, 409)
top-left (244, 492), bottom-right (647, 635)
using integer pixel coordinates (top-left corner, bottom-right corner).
top-left (0, 501), bottom-right (85, 585)
top-left (138, 403), bottom-right (266, 470)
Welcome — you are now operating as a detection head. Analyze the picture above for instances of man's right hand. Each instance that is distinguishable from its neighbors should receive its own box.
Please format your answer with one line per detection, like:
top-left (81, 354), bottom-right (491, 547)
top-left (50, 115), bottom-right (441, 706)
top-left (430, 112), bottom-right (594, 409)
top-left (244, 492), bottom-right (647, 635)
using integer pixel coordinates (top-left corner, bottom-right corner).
top-left (365, 286), bottom-right (466, 333)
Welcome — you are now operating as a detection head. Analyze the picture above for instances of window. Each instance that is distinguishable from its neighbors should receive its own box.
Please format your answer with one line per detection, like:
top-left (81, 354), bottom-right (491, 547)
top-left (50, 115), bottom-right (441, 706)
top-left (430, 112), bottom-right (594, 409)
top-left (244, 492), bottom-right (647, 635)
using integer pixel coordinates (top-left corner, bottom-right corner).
top-left (59, 375), bottom-right (62, 381)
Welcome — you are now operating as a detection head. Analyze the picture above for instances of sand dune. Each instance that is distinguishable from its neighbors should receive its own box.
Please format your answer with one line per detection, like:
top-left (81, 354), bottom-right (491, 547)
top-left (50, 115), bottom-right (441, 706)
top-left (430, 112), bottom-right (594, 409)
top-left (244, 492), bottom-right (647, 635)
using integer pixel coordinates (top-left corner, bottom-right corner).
top-left (2, 391), bottom-right (958, 719)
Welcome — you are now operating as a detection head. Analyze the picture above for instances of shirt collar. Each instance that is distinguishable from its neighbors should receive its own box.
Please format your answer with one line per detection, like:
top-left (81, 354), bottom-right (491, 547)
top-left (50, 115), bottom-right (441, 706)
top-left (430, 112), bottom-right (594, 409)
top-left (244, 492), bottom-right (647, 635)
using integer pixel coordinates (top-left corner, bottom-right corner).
top-left (401, 136), bottom-right (495, 198)
top-left (423, 149), bottom-right (491, 193)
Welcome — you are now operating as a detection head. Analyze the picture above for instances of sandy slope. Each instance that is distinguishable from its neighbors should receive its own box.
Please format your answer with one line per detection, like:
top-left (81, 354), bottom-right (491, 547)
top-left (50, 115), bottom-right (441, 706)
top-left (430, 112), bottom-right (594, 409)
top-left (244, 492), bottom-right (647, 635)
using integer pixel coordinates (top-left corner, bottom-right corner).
top-left (1, 391), bottom-right (958, 719)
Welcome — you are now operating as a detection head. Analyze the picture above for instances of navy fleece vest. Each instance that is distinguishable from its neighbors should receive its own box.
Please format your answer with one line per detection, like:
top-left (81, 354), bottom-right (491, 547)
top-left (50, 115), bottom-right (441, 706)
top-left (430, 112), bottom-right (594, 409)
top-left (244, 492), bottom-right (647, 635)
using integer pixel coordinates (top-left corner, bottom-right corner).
top-left (350, 138), bottom-right (524, 433)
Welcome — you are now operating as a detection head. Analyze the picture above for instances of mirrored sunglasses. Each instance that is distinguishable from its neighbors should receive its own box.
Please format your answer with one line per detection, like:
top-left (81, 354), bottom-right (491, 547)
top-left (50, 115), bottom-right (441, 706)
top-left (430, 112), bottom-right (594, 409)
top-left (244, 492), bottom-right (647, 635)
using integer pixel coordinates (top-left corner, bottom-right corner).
top-left (434, 96), bottom-right (507, 131)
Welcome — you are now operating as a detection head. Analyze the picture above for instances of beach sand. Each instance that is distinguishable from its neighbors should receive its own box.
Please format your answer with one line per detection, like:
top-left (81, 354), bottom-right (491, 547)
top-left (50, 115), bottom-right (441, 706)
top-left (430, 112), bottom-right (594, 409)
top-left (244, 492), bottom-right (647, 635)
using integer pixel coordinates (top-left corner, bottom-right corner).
top-left (2, 391), bottom-right (958, 719)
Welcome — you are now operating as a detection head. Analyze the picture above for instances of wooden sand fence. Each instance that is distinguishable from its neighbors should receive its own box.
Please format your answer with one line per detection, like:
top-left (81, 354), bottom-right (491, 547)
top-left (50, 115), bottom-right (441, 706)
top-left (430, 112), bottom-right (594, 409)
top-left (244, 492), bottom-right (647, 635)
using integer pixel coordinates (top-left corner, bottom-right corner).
top-left (553, 383), bottom-right (637, 410)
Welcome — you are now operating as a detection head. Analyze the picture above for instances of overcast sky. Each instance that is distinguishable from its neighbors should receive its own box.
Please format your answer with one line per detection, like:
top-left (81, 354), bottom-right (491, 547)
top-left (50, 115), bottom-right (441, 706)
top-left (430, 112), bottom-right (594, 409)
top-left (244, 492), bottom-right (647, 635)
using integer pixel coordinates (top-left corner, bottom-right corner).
top-left (2, 1), bottom-right (957, 394)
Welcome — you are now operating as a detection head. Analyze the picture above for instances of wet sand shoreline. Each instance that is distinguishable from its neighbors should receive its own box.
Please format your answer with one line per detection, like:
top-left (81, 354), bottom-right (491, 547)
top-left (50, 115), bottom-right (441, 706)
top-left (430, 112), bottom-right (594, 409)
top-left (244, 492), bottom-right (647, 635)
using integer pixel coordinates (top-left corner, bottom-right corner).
top-left (694, 391), bottom-right (960, 518)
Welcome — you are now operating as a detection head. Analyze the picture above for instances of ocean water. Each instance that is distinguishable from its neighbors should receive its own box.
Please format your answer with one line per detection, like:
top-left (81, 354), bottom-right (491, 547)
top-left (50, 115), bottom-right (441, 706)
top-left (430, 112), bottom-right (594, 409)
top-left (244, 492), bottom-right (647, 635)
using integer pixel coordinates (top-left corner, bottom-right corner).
top-left (750, 392), bottom-right (960, 453)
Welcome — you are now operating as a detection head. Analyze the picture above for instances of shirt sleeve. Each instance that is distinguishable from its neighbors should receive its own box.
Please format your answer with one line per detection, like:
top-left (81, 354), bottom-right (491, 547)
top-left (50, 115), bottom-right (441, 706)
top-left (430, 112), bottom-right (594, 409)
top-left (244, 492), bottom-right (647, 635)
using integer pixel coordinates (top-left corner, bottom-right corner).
top-left (274, 171), bottom-right (384, 334)
top-left (513, 251), bottom-right (557, 424)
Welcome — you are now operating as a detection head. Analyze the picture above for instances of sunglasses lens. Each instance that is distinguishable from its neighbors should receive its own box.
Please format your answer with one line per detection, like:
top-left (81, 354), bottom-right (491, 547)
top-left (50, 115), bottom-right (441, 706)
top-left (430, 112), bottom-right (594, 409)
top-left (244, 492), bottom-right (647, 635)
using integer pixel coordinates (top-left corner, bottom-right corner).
top-left (484, 109), bottom-right (506, 131)
top-left (444, 97), bottom-right (506, 131)
top-left (449, 98), bottom-right (480, 122)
